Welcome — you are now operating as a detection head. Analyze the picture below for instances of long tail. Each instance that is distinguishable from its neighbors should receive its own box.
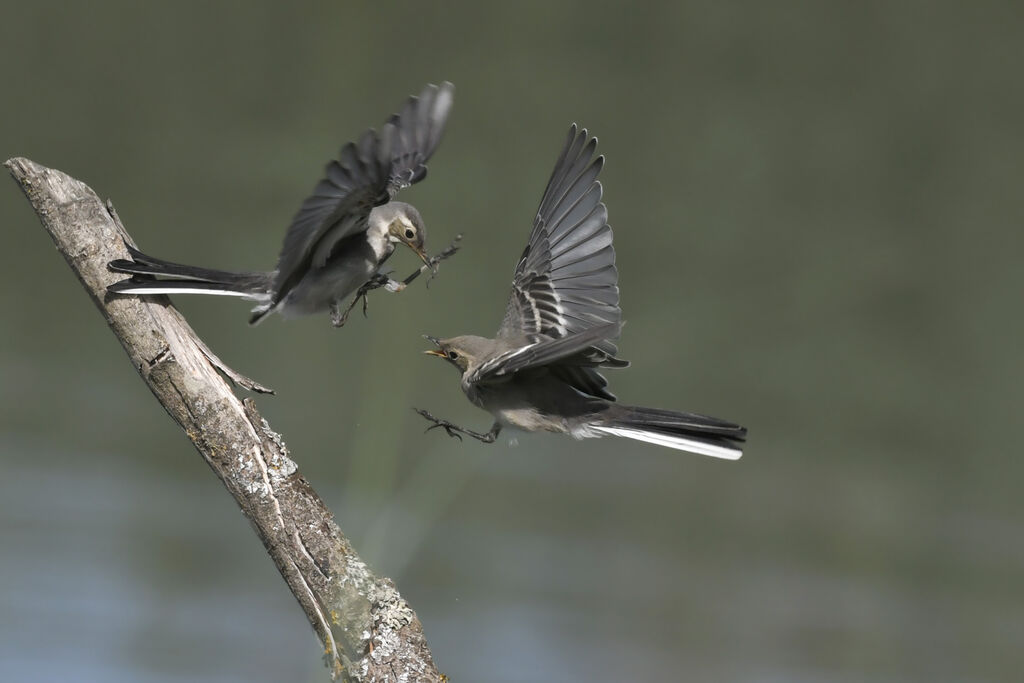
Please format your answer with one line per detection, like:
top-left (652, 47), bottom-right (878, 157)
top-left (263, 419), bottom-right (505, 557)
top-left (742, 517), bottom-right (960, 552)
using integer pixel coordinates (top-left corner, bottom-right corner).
top-left (107, 245), bottom-right (273, 301)
top-left (590, 404), bottom-right (747, 460)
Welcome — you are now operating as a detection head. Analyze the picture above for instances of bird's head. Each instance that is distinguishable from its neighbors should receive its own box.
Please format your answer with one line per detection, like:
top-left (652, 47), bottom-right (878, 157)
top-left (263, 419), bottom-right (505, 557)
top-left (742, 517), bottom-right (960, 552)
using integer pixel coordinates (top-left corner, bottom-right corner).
top-left (423, 334), bottom-right (491, 373)
top-left (381, 201), bottom-right (430, 267)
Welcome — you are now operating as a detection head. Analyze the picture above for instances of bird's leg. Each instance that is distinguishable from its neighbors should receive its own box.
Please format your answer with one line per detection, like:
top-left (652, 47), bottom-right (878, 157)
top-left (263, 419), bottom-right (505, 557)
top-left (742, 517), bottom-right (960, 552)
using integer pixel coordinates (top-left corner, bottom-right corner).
top-left (329, 235), bottom-right (461, 327)
top-left (414, 408), bottom-right (501, 444)
top-left (330, 273), bottom-right (405, 327)
top-left (401, 234), bottom-right (463, 287)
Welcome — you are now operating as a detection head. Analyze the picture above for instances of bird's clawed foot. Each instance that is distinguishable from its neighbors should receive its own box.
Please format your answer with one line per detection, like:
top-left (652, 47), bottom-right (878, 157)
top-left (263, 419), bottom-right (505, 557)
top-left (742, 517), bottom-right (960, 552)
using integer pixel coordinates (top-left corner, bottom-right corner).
top-left (331, 274), bottom-right (403, 327)
top-left (330, 235), bottom-right (462, 327)
top-left (330, 299), bottom-right (356, 328)
top-left (413, 408), bottom-right (500, 443)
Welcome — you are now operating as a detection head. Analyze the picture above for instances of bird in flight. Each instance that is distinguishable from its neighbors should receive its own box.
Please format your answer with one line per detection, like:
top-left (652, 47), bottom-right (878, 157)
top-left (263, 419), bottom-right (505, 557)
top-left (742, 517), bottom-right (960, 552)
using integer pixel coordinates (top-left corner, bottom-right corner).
top-left (108, 81), bottom-right (457, 326)
top-left (417, 125), bottom-right (747, 459)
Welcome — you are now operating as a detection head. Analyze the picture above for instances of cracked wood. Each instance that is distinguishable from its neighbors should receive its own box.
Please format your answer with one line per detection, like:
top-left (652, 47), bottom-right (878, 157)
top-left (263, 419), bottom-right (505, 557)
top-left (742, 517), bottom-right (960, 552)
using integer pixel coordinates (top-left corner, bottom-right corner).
top-left (6, 157), bottom-right (443, 683)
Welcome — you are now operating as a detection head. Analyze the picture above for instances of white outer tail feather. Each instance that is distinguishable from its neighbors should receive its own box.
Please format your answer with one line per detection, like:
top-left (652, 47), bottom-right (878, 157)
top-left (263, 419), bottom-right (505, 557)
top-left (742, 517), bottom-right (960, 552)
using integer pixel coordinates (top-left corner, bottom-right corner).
top-left (110, 285), bottom-right (262, 300)
top-left (590, 425), bottom-right (743, 460)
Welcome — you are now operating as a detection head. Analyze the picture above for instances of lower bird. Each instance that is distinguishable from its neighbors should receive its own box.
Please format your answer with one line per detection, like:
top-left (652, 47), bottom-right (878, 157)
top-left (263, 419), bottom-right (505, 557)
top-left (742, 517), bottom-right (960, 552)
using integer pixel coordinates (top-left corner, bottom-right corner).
top-left (107, 81), bottom-right (456, 326)
top-left (416, 125), bottom-right (746, 460)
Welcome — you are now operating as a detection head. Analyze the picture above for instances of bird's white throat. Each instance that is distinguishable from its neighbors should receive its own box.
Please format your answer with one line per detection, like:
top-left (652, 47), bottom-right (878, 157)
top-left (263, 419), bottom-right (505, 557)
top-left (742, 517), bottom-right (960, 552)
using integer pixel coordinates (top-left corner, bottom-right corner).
top-left (365, 217), bottom-right (397, 263)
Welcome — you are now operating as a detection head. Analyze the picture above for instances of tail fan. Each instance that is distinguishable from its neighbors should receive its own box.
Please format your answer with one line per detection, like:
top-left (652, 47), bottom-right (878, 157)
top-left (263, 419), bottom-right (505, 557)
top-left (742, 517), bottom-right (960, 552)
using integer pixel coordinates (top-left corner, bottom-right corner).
top-left (107, 245), bottom-right (272, 301)
top-left (592, 405), bottom-right (746, 460)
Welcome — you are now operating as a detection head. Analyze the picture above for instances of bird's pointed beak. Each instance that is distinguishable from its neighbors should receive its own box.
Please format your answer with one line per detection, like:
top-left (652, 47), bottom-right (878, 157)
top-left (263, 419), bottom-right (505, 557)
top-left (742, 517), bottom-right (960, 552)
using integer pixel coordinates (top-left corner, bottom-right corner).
top-left (422, 334), bottom-right (445, 357)
top-left (410, 244), bottom-right (432, 268)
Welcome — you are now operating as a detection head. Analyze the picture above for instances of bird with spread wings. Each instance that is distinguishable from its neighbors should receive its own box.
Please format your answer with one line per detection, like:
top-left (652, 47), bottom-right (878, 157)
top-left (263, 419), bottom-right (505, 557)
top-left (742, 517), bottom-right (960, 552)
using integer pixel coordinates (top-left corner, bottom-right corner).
top-left (108, 81), bottom-right (458, 326)
top-left (418, 124), bottom-right (747, 460)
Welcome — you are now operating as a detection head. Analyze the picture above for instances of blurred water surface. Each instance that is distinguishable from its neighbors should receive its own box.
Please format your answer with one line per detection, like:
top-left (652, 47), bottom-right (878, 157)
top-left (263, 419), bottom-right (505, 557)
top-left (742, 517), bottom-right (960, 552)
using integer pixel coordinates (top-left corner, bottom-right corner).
top-left (2, 2), bottom-right (1023, 682)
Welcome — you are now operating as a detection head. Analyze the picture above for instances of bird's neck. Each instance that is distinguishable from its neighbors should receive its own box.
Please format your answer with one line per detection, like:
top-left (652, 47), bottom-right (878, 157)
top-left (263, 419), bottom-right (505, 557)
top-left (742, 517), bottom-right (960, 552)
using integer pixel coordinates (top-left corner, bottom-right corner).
top-left (364, 220), bottom-right (396, 263)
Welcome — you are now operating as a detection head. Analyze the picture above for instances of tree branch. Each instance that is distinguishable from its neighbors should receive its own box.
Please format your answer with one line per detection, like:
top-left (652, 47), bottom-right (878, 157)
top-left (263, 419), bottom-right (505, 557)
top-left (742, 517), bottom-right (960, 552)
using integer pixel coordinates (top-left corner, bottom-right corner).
top-left (5, 157), bottom-right (443, 683)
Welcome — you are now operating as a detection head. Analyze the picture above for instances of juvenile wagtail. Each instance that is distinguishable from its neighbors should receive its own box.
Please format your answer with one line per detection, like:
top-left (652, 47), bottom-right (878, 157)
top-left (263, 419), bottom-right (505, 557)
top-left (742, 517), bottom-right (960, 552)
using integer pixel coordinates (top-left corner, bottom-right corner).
top-left (417, 125), bottom-right (747, 459)
top-left (108, 82), bottom-right (456, 326)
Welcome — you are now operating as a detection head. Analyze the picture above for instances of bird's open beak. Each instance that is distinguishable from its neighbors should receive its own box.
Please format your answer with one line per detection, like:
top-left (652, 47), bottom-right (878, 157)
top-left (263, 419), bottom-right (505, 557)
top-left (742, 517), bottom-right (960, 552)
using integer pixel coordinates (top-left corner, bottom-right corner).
top-left (422, 334), bottom-right (445, 357)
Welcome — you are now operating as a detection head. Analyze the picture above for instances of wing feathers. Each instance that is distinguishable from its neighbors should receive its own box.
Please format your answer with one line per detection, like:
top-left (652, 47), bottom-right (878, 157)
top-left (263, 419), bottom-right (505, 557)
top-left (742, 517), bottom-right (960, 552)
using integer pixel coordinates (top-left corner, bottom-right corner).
top-left (496, 125), bottom-right (624, 397)
top-left (472, 322), bottom-right (621, 383)
top-left (499, 125), bottom-right (620, 344)
top-left (546, 158), bottom-right (603, 233)
top-left (536, 125), bottom-right (585, 220)
top-left (271, 82), bottom-right (454, 305)
top-left (548, 183), bottom-right (604, 245)
top-left (550, 205), bottom-right (608, 254)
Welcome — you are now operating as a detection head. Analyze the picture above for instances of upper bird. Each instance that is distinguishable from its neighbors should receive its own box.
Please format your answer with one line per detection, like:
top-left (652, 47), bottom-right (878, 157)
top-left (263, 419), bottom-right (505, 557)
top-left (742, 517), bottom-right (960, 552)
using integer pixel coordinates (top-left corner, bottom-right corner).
top-left (417, 124), bottom-right (747, 460)
top-left (107, 81), bottom-right (455, 326)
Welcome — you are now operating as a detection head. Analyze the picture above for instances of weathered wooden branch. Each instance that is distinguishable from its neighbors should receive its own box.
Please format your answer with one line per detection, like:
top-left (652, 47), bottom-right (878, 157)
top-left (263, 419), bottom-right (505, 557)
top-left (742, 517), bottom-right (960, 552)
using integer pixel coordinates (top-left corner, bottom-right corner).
top-left (5, 157), bottom-right (442, 683)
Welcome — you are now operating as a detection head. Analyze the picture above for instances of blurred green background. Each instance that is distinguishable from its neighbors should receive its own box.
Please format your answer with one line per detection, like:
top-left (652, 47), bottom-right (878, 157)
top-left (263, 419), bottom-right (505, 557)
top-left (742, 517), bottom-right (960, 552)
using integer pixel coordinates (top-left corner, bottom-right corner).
top-left (2, 2), bottom-right (1023, 682)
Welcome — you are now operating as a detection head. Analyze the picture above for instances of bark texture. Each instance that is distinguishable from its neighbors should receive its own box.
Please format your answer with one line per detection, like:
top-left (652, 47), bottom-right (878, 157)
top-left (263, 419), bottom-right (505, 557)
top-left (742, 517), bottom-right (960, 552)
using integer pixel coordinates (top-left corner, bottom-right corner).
top-left (6, 157), bottom-right (442, 683)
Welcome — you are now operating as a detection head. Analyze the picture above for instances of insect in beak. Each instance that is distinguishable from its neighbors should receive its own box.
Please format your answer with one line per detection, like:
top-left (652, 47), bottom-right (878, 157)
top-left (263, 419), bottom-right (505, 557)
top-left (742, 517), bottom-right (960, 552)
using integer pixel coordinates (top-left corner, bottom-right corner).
top-left (422, 334), bottom-right (445, 357)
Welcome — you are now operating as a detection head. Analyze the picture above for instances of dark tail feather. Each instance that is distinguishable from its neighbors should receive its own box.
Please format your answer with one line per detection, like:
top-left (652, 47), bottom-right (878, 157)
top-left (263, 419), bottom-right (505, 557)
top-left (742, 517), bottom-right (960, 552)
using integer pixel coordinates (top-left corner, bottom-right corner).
top-left (107, 245), bottom-right (272, 300)
top-left (248, 306), bottom-right (274, 326)
top-left (593, 404), bottom-right (746, 460)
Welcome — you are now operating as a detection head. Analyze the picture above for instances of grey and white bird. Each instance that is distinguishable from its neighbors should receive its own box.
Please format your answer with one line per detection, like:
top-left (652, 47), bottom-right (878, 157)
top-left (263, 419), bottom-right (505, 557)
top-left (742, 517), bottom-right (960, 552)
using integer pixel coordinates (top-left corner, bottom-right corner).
top-left (417, 125), bottom-right (747, 460)
top-left (107, 81), bottom-right (455, 326)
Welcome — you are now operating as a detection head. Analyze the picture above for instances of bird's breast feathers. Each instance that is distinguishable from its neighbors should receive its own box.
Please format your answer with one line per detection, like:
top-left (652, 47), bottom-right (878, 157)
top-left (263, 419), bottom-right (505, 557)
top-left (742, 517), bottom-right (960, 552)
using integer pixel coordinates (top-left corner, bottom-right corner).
top-left (495, 405), bottom-right (560, 432)
top-left (468, 382), bottom-right (570, 434)
top-left (364, 226), bottom-right (396, 264)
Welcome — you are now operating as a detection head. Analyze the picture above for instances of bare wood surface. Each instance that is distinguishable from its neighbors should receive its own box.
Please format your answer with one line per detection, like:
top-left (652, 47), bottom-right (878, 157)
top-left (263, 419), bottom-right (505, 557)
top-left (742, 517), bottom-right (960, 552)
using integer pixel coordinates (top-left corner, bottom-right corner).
top-left (5, 157), bottom-right (442, 683)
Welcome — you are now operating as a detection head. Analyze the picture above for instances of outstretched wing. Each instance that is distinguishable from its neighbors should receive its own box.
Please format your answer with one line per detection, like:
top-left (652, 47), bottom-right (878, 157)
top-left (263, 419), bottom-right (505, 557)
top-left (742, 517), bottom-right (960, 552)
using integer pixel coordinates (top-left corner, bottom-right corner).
top-left (271, 81), bottom-right (454, 303)
top-left (469, 323), bottom-right (623, 386)
top-left (497, 124), bottom-right (624, 398)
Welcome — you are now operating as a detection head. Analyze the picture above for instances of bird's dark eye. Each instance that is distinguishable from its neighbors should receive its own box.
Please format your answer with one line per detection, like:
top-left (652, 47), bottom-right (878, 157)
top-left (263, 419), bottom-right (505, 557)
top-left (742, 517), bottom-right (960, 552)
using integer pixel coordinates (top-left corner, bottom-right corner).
top-left (404, 228), bottom-right (415, 239)
top-left (447, 350), bottom-right (459, 361)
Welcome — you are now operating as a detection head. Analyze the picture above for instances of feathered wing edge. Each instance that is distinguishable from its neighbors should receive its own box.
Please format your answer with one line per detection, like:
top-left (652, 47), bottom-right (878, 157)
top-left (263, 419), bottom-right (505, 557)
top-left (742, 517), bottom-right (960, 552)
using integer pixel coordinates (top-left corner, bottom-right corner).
top-left (501, 124), bottom-right (621, 348)
top-left (385, 81), bottom-right (455, 193)
top-left (471, 322), bottom-right (622, 384)
top-left (498, 124), bottom-right (626, 400)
